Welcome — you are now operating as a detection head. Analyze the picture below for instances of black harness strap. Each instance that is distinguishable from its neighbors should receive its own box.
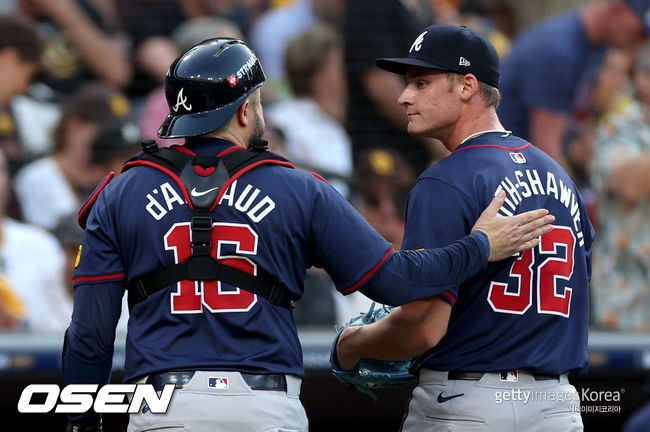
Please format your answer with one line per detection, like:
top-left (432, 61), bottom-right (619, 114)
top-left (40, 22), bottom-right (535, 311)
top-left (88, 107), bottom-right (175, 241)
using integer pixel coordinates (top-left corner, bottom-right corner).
top-left (128, 255), bottom-right (294, 311)
top-left (125, 140), bottom-right (297, 311)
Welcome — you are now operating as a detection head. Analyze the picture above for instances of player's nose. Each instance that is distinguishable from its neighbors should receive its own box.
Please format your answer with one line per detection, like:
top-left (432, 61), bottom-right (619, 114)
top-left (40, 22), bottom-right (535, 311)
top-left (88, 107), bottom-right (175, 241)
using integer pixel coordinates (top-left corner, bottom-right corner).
top-left (397, 87), bottom-right (412, 106)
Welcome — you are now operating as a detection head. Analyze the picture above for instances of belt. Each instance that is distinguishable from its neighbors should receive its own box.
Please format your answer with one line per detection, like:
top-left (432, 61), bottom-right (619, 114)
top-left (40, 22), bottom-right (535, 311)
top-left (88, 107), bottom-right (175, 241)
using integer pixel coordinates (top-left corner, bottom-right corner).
top-left (145, 371), bottom-right (288, 391)
top-left (447, 371), bottom-right (559, 381)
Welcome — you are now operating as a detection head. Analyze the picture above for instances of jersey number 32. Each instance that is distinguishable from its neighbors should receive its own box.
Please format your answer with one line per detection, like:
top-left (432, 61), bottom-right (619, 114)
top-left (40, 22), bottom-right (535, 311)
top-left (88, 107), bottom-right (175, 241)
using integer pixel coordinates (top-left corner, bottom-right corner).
top-left (487, 226), bottom-right (575, 317)
top-left (165, 222), bottom-right (258, 314)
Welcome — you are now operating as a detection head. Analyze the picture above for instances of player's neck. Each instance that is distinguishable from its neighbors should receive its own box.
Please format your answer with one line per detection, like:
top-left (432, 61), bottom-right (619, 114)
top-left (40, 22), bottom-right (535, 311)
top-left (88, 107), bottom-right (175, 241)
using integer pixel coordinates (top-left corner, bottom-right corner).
top-left (447, 108), bottom-right (505, 151)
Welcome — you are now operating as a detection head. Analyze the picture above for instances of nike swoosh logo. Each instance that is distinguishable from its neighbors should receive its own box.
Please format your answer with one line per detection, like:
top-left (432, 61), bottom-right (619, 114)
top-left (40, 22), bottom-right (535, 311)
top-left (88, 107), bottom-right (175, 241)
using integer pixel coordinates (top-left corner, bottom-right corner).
top-left (190, 186), bottom-right (220, 197)
top-left (437, 392), bottom-right (464, 403)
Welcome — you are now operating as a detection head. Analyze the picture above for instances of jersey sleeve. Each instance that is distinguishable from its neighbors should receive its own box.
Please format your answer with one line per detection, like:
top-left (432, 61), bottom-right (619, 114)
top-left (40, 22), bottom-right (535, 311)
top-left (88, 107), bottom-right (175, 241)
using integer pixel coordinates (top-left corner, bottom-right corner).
top-left (73, 189), bottom-right (125, 287)
top-left (402, 177), bottom-right (481, 305)
top-left (307, 178), bottom-right (393, 292)
top-left (65, 188), bottom-right (126, 424)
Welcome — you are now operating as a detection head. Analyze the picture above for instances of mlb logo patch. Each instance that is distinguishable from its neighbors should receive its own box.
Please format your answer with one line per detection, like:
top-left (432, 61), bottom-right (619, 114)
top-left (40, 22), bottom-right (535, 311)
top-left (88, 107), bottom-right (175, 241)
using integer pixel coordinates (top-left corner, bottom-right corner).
top-left (509, 152), bottom-right (526, 164)
top-left (500, 371), bottom-right (518, 382)
top-left (227, 74), bottom-right (239, 87)
top-left (208, 377), bottom-right (229, 389)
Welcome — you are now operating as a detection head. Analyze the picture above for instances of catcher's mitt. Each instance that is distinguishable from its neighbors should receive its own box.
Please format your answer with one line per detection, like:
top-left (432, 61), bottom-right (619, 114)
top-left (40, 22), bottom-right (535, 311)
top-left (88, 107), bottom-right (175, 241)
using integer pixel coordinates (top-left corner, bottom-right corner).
top-left (330, 302), bottom-right (417, 400)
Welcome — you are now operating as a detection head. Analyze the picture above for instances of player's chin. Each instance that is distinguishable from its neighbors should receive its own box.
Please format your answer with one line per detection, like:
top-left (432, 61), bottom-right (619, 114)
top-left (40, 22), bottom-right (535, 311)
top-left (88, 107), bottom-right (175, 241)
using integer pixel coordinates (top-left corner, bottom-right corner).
top-left (407, 124), bottom-right (428, 138)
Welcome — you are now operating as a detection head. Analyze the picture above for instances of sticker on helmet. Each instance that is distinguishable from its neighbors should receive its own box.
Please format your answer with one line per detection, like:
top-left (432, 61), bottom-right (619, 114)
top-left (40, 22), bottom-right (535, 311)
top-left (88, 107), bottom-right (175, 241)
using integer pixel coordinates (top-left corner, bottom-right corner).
top-left (172, 88), bottom-right (192, 112)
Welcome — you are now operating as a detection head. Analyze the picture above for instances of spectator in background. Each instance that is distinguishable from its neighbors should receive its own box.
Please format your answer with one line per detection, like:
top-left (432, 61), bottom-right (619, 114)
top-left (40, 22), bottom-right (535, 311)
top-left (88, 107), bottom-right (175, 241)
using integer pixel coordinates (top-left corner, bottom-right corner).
top-left (266, 23), bottom-right (353, 328)
top-left (344, 0), bottom-right (443, 176)
top-left (354, 148), bottom-right (415, 251)
top-left (497, 0), bottom-right (648, 169)
top-left (564, 47), bottom-right (634, 216)
top-left (178, 0), bottom-right (264, 37)
top-left (249, 0), bottom-right (346, 101)
top-left (332, 148), bottom-right (416, 325)
top-left (266, 24), bottom-right (353, 197)
top-left (590, 41), bottom-right (650, 331)
top-left (13, 82), bottom-right (134, 231)
top-left (137, 17), bottom-right (244, 147)
top-left (116, 0), bottom-right (260, 99)
top-left (0, 147), bottom-right (71, 333)
top-left (0, 14), bottom-right (42, 176)
top-left (19, 0), bottom-right (132, 93)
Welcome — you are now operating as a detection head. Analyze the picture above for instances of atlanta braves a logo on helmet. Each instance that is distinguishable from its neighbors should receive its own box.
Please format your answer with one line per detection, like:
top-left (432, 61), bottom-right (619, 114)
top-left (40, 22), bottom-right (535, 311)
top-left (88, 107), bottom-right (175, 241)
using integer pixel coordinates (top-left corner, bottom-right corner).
top-left (410, 31), bottom-right (428, 53)
top-left (172, 88), bottom-right (192, 112)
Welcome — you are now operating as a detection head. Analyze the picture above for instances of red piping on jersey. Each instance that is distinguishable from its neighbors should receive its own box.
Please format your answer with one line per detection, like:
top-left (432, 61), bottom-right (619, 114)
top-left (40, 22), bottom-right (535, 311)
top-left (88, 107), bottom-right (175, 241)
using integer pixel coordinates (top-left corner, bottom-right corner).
top-left (121, 160), bottom-right (195, 210)
top-left (210, 160), bottom-right (295, 211)
top-left (310, 172), bottom-right (328, 183)
top-left (171, 145), bottom-right (195, 155)
top-left (443, 291), bottom-right (456, 304)
top-left (218, 146), bottom-right (244, 157)
top-left (453, 142), bottom-right (531, 153)
top-left (78, 171), bottom-right (115, 229)
top-left (73, 273), bottom-right (125, 283)
top-left (341, 248), bottom-right (395, 294)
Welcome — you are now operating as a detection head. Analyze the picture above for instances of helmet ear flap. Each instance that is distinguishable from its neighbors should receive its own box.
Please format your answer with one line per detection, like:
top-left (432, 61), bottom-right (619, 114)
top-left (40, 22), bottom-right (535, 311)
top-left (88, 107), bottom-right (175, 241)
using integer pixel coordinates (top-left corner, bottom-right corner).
top-left (158, 38), bottom-right (265, 139)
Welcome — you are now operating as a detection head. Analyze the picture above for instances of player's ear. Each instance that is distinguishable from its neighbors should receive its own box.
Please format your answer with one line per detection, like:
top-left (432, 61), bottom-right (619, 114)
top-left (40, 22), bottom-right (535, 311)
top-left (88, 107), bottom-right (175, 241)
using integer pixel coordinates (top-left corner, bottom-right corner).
top-left (236, 99), bottom-right (250, 127)
top-left (460, 74), bottom-right (480, 102)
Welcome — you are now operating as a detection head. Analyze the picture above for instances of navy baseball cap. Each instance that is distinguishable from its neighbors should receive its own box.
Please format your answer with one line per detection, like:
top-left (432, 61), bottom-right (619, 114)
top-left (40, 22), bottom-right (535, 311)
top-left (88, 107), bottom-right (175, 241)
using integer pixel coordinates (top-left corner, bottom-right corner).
top-left (376, 24), bottom-right (500, 88)
top-left (623, 0), bottom-right (650, 34)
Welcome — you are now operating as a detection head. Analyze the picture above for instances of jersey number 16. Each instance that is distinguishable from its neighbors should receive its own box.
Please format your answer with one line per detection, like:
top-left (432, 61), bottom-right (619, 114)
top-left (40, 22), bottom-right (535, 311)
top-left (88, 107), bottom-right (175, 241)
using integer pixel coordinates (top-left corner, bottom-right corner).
top-left (164, 222), bottom-right (259, 314)
top-left (487, 226), bottom-right (575, 317)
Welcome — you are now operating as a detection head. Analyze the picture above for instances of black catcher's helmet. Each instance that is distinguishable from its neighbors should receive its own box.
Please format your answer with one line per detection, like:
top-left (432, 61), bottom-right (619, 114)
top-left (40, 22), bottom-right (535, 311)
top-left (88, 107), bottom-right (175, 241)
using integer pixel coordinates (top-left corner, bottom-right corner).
top-left (158, 38), bottom-right (265, 139)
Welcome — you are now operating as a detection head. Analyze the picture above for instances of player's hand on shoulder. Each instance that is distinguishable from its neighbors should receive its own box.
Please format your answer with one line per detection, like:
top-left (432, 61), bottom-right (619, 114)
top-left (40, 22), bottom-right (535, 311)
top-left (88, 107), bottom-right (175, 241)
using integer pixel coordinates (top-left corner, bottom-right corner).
top-left (472, 191), bottom-right (555, 262)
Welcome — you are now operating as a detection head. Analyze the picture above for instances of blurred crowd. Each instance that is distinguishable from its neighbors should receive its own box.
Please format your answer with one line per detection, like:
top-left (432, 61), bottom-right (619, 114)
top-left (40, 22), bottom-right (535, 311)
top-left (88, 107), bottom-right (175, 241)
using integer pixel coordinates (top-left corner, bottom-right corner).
top-left (0, 0), bottom-right (648, 334)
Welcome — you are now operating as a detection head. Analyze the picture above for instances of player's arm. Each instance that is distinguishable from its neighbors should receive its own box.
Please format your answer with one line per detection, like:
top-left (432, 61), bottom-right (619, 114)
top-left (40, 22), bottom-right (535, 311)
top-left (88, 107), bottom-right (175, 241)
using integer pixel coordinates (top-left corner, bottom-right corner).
top-left (336, 297), bottom-right (450, 369)
top-left (357, 191), bottom-right (554, 306)
top-left (63, 281), bottom-right (124, 426)
top-left (29, 0), bottom-right (132, 88)
top-left (529, 107), bottom-right (569, 167)
top-left (63, 191), bottom-right (124, 429)
top-left (607, 154), bottom-right (650, 206)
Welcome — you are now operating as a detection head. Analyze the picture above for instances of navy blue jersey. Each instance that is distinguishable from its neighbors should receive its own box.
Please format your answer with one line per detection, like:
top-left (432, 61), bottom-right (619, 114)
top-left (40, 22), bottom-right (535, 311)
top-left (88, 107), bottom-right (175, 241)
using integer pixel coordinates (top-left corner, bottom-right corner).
top-left (71, 139), bottom-right (395, 381)
top-left (404, 132), bottom-right (594, 376)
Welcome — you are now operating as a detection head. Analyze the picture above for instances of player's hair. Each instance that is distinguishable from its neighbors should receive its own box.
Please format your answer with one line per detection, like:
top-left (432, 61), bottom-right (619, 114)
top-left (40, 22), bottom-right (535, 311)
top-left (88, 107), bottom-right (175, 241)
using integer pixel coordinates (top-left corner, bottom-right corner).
top-left (0, 14), bottom-right (41, 62)
top-left (284, 24), bottom-right (342, 97)
top-left (446, 72), bottom-right (501, 108)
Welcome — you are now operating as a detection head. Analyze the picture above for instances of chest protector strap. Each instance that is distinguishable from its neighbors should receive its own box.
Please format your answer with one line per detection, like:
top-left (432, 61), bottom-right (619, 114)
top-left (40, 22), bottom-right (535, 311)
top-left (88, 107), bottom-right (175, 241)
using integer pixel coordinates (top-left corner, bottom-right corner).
top-left (123, 139), bottom-right (297, 311)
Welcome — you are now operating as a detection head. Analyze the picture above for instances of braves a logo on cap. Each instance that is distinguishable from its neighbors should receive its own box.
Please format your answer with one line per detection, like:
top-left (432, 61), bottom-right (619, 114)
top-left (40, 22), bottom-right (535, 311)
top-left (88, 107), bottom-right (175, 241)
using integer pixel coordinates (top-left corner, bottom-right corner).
top-left (208, 377), bottom-right (229, 389)
top-left (172, 88), bottom-right (192, 112)
top-left (459, 56), bottom-right (471, 66)
top-left (227, 74), bottom-right (239, 88)
top-left (410, 31), bottom-right (427, 53)
top-left (509, 152), bottom-right (526, 164)
top-left (500, 371), bottom-right (518, 382)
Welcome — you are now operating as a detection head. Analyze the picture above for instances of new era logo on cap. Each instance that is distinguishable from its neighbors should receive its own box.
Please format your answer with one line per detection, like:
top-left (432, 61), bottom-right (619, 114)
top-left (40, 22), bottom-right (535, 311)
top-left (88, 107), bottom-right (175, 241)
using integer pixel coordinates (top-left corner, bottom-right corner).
top-left (376, 24), bottom-right (501, 88)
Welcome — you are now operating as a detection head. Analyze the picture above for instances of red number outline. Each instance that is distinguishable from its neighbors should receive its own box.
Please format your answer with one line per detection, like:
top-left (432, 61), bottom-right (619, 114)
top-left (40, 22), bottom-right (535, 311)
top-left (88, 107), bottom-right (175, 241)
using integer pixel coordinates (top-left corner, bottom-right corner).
top-left (487, 226), bottom-right (576, 317)
top-left (164, 222), bottom-right (259, 314)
